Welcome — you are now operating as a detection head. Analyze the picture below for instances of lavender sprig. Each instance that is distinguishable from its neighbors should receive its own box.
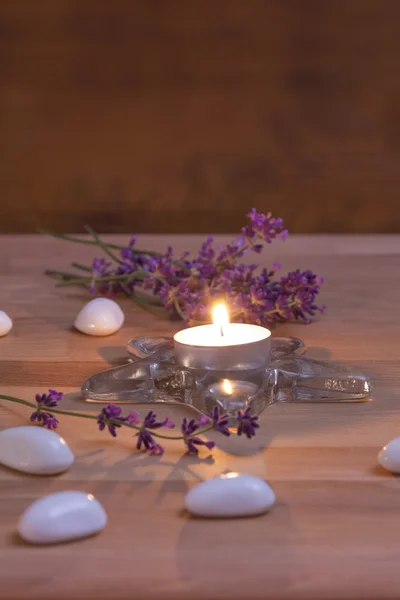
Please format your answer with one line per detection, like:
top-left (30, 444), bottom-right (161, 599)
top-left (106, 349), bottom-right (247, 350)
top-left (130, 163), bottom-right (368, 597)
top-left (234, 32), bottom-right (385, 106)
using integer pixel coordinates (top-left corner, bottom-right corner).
top-left (135, 410), bottom-right (175, 455)
top-left (30, 389), bottom-right (64, 429)
top-left (237, 407), bottom-right (260, 439)
top-left (97, 404), bottom-right (125, 437)
top-left (181, 415), bottom-right (216, 454)
top-left (43, 209), bottom-right (325, 327)
top-left (0, 392), bottom-right (260, 456)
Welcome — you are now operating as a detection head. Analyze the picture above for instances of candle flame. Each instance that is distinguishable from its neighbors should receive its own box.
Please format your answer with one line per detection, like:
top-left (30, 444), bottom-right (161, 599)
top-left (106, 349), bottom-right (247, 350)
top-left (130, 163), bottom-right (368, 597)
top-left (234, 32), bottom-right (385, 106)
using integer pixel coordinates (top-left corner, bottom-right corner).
top-left (222, 379), bottom-right (233, 395)
top-left (212, 303), bottom-right (229, 337)
top-left (221, 471), bottom-right (239, 479)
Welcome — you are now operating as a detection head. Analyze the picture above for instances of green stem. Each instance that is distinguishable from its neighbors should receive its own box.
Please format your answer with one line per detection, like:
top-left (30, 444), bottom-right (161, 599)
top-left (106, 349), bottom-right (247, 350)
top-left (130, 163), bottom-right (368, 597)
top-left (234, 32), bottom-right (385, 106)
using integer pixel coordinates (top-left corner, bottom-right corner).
top-left (84, 225), bottom-right (123, 265)
top-left (131, 294), bottom-right (169, 315)
top-left (39, 230), bottom-right (190, 271)
top-left (0, 396), bottom-right (37, 409)
top-left (146, 425), bottom-right (214, 441)
top-left (0, 396), bottom-right (100, 421)
top-left (173, 297), bottom-right (187, 321)
top-left (214, 240), bottom-right (251, 271)
top-left (44, 269), bottom-right (169, 313)
top-left (264, 300), bottom-right (297, 316)
top-left (71, 262), bottom-right (92, 272)
top-left (39, 230), bottom-right (164, 257)
top-left (0, 395), bottom-right (213, 441)
top-left (45, 269), bottom-right (83, 281)
top-left (54, 271), bottom-right (151, 287)
top-left (132, 288), bottom-right (164, 306)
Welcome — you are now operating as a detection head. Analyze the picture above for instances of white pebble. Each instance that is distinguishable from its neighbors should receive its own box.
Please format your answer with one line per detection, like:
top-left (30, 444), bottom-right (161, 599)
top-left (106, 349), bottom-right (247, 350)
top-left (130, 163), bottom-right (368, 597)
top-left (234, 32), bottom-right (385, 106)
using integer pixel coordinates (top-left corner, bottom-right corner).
top-left (0, 310), bottom-right (12, 337)
top-left (74, 298), bottom-right (124, 336)
top-left (18, 491), bottom-right (107, 544)
top-left (184, 473), bottom-right (275, 518)
top-left (0, 426), bottom-right (74, 475)
top-left (378, 437), bottom-right (400, 473)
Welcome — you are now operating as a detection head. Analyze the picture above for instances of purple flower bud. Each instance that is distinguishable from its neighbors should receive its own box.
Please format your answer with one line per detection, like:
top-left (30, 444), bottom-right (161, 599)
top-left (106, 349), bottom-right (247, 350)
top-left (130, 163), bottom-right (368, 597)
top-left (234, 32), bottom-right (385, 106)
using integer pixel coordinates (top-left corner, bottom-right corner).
top-left (30, 390), bottom-right (63, 430)
top-left (211, 406), bottom-right (231, 437)
top-left (30, 410), bottom-right (59, 430)
top-left (181, 416), bottom-right (214, 454)
top-left (149, 442), bottom-right (164, 456)
top-left (125, 411), bottom-right (140, 425)
top-left (236, 407), bottom-right (259, 439)
top-left (186, 438), bottom-right (215, 454)
top-left (142, 411), bottom-right (175, 430)
top-left (35, 389), bottom-right (63, 408)
top-left (97, 404), bottom-right (124, 437)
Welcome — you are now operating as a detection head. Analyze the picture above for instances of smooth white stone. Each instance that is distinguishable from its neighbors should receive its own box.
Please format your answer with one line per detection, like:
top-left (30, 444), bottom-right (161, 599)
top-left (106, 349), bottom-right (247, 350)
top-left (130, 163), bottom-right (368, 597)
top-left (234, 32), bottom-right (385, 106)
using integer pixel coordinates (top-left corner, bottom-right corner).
top-left (0, 310), bottom-right (12, 337)
top-left (185, 473), bottom-right (276, 518)
top-left (378, 437), bottom-right (400, 473)
top-left (0, 426), bottom-right (74, 475)
top-left (18, 491), bottom-right (107, 544)
top-left (74, 298), bottom-right (124, 336)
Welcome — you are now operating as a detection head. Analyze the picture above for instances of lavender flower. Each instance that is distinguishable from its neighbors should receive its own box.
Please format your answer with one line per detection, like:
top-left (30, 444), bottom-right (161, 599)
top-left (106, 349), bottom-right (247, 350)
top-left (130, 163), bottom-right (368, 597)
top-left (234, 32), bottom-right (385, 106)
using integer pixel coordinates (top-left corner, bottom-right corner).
top-left (142, 411), bottom-right (175, 430)
top-left (181, 416), bottom-right (215, 454)
top-left (135, 411), bottom-right (175, 456)
top-left (136, 428), bottom-right (158, 452)
top-left (198, 414), bottom-right (211, 426)
top-left (30, 411), bottom-right (59, 430)
top-left (90, 258), bottom-right (114, 294)
top-left (210, 406), bottom-right (230, 437)
top-left (236, 407), bottom-right (259, 439)
top-left (97, 404), bottom-right (124, 438)
top-left (41, 414), bottom-right (58, 429)
top-left (34, 389), bottom-right (63, 407)
top-left (125, 411), bottom-right (140, 425)
top-left (3, 387), bottom-right (267, 456)
top-left (48, 209), bottom-right (325, 329)
top-left (120, 247), bottom-right (133, 261)
top-left (30, 389), bottom-right (63, 429)
top-left (241, 208), bottom-right (288, 250)
top-left (120, 235), bottom-right (137, 261)
top-left (148, 442), bottom-right (164, 456)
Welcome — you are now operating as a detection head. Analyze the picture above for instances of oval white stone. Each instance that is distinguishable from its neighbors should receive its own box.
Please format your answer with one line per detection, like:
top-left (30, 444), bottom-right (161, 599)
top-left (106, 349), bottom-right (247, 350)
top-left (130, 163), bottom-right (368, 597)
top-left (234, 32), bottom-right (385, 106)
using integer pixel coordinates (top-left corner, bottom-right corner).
top-left (0, 426), bottom-right (74, 475)
top-left (74, 298), bottom-right (124, 336)
top-left (378, 437), bottom-right (400, 473)
top-left (18, 491), bottom-right (107, 544)
top-left (0, 310), bottom-right (12, 337)
top-left (184, 473), bottom-right (276, 518)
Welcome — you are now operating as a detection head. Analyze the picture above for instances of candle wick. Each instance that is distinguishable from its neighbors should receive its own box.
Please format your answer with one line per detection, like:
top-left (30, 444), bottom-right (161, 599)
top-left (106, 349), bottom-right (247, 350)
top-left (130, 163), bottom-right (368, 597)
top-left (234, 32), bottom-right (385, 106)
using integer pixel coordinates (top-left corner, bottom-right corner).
top-left (220, 326), bottom-right (224, 338)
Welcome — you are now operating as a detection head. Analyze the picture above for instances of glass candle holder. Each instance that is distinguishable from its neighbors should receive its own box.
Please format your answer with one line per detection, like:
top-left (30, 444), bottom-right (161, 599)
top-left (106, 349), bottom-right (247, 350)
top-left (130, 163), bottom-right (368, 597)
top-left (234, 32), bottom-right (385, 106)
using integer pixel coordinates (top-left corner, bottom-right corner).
top-left (172, 323), bottom-right (272, 418)
top-left (82, 336), bottom-right (372, 419)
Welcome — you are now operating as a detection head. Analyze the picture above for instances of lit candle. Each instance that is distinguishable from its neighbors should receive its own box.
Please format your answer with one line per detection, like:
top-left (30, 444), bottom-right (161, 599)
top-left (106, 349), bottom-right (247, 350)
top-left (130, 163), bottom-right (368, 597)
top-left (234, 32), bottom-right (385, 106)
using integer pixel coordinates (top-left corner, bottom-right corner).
top-left (213, 304), bottom-right (229, 338)
top-left (222, 379), bottom-right (232, 395)
top-left (206, 377), bottom-right (260, 413)
top-left (173, 303), bottom-right (271, 371)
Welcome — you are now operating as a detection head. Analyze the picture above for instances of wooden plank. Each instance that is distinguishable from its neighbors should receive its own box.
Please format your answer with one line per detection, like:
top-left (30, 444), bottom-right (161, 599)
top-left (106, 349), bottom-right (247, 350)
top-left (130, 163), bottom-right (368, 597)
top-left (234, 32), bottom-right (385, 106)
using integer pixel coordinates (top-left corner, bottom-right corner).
top-left (0, 234), bottom-right (400, 599)
top-left (1, 1), bottom-right (400, 233)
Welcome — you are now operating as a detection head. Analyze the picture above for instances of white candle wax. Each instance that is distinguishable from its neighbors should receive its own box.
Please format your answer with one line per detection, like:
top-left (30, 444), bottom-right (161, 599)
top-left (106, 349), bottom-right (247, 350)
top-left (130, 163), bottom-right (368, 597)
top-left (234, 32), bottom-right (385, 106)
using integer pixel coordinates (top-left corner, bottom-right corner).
top-left (174, 323), bottom-right (270, 348)
top-left (174, 304), bottom-right (271, 371)
top-left (174, 323), bottom-right (271, 371)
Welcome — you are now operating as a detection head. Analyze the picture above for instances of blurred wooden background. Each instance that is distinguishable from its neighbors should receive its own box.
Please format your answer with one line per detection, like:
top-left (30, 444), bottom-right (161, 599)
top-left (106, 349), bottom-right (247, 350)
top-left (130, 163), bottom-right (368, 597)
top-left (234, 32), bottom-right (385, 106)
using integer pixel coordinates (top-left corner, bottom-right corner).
top-left (1, 0), bottom-right (400, 234)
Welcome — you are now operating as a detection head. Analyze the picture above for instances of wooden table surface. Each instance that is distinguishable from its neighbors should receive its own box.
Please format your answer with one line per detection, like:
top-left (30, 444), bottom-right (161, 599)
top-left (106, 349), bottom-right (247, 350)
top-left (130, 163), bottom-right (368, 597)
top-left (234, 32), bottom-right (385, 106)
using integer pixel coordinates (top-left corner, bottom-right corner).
top-left (0, 234), bottom-right (400, 600)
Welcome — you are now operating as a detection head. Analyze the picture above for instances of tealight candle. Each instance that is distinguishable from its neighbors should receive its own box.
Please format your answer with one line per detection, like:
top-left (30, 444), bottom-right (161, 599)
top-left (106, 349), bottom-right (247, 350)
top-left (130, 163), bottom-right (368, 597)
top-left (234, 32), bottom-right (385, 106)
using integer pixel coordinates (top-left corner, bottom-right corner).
top-left (205, 378), bottom-right (260, 413)
top-left (174, 304), bottom-right (271, 371)
top-left (207, 379), bottom-right (258, 399)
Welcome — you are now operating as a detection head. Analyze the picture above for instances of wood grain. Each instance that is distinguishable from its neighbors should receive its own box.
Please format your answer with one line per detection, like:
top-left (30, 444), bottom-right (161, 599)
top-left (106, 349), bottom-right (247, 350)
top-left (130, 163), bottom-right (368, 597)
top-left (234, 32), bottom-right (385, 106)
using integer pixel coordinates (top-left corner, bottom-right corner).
top-left (0, 234), bottom-right (400, 600)
top-left (1, 1), bottom-right (400, 234)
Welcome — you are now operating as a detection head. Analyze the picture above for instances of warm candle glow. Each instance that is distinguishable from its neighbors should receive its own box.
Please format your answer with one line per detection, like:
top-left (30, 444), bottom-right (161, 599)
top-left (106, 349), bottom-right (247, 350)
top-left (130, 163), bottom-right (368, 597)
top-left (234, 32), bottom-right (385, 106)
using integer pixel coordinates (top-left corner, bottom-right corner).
top-left (222, 379), bottom-right (233, 395)
top-left (212, 303), bottom-right (229, 337)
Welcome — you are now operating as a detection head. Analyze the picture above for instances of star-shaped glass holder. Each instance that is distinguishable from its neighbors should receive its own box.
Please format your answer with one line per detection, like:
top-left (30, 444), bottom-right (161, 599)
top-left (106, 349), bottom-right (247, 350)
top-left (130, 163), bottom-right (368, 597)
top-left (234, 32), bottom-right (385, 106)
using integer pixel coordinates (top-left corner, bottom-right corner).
top-left (82, 336), bottom-right (372, 419)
